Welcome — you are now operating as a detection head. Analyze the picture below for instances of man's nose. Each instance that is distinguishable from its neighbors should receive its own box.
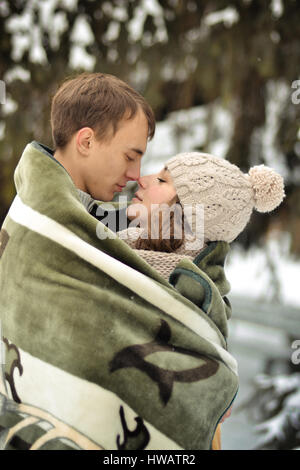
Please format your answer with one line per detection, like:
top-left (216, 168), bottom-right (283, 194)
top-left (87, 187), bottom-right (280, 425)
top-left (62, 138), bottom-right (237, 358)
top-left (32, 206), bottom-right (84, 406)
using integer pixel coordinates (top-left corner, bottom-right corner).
top-left (125, 162), bottom-right (141, 182)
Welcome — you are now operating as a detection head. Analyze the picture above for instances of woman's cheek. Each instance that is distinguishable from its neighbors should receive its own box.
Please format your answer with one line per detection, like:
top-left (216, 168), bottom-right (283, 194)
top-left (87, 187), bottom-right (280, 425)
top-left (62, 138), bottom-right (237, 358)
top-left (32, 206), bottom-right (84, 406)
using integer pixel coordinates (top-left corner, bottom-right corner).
top-left (149, 189), bottom-right (164, 205)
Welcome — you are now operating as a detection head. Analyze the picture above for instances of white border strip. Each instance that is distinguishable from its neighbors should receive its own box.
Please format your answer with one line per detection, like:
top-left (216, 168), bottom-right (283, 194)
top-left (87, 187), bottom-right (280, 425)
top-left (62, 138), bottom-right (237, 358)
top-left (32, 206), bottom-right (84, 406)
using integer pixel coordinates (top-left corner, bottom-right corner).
top-left (8, 196), bottom-right (238, 375)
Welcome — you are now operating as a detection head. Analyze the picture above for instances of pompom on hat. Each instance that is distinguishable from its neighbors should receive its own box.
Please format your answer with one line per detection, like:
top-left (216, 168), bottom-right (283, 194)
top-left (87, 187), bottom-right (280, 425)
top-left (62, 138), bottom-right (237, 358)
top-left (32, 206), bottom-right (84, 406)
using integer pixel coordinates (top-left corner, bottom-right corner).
top-left (247, 164), bottom-right (285, 212)
top-left (165, 152), bottom-right (285, 244)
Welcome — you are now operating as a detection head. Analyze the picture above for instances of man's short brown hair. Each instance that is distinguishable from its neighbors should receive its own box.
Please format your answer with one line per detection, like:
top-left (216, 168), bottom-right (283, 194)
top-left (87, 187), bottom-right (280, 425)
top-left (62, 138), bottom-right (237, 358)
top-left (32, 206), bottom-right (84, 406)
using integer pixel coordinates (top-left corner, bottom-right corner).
top-left (50, 72), bottom-right (155, 149)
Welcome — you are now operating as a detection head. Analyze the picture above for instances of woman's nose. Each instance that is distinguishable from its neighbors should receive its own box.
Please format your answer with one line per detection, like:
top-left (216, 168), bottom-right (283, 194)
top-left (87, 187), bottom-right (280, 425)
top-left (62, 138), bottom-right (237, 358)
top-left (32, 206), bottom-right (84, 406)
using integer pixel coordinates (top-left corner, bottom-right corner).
top-left (138, 175), bottom-right (147, 189)
top-left (138, 173), bottom-right (156, 188)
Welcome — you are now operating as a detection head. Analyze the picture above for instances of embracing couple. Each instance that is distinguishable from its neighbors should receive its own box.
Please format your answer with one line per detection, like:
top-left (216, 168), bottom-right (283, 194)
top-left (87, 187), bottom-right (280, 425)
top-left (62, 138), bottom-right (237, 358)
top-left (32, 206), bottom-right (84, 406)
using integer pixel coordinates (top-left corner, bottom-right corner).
top-left (0, 73), bottom-right (284, 451)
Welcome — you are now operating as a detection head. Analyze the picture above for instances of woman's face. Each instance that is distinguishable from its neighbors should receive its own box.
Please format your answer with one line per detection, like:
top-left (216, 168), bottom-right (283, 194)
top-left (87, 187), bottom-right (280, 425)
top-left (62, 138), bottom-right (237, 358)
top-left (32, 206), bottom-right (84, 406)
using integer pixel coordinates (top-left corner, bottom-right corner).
top-left (127, 166), bottom-right (177, 221)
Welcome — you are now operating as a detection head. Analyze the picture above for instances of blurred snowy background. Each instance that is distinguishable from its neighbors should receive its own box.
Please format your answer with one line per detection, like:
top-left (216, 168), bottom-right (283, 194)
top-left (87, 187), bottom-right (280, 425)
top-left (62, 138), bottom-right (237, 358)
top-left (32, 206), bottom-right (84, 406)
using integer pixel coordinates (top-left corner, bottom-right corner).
top-left (0, 0), bottom-right (300, 450)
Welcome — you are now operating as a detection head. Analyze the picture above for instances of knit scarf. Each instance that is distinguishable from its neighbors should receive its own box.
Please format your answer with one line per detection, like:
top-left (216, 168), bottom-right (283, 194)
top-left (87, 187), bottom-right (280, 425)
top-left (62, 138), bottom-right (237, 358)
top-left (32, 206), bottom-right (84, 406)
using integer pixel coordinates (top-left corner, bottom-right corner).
top-left (117, 226), bottom-right (206, 282)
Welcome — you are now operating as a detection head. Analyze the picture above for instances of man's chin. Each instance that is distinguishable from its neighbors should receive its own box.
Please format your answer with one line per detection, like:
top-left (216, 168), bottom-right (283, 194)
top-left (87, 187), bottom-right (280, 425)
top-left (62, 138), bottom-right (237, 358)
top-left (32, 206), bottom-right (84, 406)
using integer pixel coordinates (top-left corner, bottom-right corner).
top-left (98, 187), bottom-right (119, 201)
top-left (91, 192), bottom-right (112, 202)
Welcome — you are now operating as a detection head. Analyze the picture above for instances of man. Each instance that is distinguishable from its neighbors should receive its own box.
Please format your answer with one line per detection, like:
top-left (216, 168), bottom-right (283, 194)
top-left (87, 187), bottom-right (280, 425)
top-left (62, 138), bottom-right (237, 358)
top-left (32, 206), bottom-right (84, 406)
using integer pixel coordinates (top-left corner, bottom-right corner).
top-left (51, 73), bottom-right (153, 203)
top-left (49, 73), bottom-right (154, 230)
top-left (0, 72), bottom-right (238, 450)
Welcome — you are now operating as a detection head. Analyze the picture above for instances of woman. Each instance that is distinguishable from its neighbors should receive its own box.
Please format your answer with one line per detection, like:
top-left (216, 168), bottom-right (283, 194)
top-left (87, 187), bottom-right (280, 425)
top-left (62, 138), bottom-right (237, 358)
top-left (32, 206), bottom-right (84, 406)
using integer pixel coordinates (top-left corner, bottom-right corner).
top-left (118, 151), bottom-right (285, 449)
top-left (118, 151), bottom-right (284, 282)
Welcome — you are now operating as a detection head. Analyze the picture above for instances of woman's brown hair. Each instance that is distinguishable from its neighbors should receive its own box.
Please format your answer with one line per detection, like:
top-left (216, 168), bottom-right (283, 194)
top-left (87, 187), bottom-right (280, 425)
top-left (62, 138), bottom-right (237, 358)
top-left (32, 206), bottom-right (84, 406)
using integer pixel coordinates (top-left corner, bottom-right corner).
top-left (51, 72), bottom-right (156, 149)
top-left (134, 197), bottom-right (186, 252)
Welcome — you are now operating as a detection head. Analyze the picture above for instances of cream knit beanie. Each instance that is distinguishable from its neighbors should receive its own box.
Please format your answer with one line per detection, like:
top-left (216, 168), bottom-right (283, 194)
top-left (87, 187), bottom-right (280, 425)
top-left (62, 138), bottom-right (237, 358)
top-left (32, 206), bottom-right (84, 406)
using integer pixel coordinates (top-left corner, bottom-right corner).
top-left (165, 152), bottom-right (285, 243)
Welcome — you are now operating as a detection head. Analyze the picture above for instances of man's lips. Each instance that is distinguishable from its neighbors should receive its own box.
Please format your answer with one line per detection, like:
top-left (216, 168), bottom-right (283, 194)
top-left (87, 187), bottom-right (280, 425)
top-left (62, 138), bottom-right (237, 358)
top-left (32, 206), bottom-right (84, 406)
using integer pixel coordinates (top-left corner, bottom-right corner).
top-left (115, 184), bottom-right (126, 191)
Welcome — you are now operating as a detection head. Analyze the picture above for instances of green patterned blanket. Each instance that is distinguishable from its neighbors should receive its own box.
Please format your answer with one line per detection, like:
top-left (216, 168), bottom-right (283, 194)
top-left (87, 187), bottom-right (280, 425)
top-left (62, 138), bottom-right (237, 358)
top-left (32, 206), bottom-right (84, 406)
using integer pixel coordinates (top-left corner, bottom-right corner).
top-left (0, 141), bottom-right (238, 450)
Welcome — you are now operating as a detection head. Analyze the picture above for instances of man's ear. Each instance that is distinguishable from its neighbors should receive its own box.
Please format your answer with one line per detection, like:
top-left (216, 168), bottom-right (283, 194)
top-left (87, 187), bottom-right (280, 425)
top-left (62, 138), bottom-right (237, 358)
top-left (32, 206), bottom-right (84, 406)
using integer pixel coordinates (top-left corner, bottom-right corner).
top-left (76, 127), bottom-right (94, 156)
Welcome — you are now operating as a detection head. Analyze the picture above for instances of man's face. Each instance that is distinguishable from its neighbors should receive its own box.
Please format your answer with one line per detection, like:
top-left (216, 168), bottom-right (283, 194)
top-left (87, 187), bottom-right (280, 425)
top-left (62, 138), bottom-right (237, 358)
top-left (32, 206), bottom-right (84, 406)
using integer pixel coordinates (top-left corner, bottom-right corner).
top-left (81, 108), bottom-right (149, 201)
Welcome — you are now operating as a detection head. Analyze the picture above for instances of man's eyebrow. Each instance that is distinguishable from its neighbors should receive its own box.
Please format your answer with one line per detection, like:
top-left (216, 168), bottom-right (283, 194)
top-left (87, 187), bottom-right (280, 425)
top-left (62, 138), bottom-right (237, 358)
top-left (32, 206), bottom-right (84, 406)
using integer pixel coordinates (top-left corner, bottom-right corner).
top-left (129, 147), bottom-right (144, 156)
